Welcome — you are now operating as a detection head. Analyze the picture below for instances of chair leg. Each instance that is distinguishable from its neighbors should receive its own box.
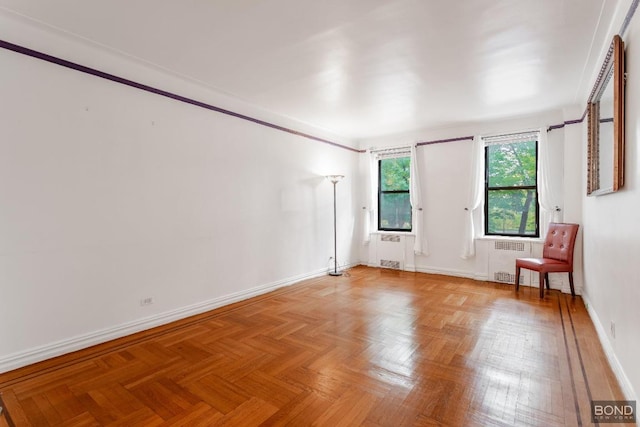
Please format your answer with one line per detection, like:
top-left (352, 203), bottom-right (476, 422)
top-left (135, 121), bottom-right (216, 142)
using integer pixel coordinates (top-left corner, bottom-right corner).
top-left (568, 272), bottom-right (575, 297)
top-left (539, 271), bottom-right (545, 298)
top-left (545, 273), bottom-right (550, 290)
top-left (515, 267), bottom-right (521, 291)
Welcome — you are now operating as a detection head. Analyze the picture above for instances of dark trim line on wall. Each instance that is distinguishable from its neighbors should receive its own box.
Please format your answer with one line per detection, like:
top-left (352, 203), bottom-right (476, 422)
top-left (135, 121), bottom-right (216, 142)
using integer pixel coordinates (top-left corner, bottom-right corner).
top-left (546, 109), bottom-right (587, 132)
top-left (0, 39), bottom-right (364, 154)
top-left (417, 135), bottom-right (474, 146)
top-left (554, 0), bottom-right (640, 134)
top-left (0, 36), bottom-right (584, 154)
top-left (3, 0), bottom-right (638, 155)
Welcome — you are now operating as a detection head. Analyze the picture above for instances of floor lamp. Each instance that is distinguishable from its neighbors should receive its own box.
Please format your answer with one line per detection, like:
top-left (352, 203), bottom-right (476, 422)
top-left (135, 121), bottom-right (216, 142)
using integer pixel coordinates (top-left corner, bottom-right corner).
top-left (326, 175), bottom-right (344, 276)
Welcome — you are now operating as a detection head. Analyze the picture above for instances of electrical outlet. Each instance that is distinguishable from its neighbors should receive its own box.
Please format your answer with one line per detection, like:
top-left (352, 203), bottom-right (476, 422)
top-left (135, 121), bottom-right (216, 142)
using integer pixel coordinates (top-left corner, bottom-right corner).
top-left (610, 321), bottom-right (616, 339)
top-left (140, 297), bottom-right (154, 306)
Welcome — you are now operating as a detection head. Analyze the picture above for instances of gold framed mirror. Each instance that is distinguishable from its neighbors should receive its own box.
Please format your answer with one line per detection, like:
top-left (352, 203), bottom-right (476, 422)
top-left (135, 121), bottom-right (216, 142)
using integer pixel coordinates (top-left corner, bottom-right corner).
top-left (587, 35), bottom-right (625, 196)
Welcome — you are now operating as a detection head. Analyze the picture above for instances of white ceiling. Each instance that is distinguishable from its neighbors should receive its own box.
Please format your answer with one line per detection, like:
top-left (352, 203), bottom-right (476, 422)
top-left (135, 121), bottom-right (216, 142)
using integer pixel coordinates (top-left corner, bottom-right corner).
top-left (0, 0), bottom-right (616, 139)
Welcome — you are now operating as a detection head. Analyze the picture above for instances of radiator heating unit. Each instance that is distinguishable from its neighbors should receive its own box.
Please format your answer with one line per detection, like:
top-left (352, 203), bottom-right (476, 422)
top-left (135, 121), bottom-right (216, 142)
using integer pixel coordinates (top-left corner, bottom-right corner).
top-left (488, 240), bottom-right (532, 285)
top-left (375, 234), bottom-right (404, 270)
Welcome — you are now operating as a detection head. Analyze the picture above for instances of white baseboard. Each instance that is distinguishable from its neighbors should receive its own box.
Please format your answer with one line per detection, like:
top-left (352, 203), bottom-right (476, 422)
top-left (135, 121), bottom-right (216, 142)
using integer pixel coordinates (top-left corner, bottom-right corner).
top-left (413, 265), bottom-right (478, 280)
top-left (365, 262), bottom-right (581, 295)
top-left (0, 264), bottom-right (349, 374)
top-left (362, 261), bottom-right (486, 281)
top-left (15, 260), bottom-right (622, 402)
top-left (582, 293), bottom-right (637, 402)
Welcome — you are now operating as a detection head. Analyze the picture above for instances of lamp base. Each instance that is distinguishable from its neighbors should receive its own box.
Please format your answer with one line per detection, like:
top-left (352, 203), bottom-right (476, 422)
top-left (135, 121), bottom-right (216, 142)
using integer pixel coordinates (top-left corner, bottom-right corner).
top-left (328, 271), bottom-right (343, 276)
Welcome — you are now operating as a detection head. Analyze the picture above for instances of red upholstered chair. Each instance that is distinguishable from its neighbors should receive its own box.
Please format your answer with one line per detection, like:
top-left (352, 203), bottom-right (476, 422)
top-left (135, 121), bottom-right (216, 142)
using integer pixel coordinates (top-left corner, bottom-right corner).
top-left (515, 223), bottom-right (579, 298)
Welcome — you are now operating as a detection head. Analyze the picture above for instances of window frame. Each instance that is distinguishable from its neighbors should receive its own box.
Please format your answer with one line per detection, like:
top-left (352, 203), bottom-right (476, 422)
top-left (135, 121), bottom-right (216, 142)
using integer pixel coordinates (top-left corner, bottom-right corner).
top-left (483, 137), bottom-right (540, 238)
top-left (377, 157), bottom-right (412, 232)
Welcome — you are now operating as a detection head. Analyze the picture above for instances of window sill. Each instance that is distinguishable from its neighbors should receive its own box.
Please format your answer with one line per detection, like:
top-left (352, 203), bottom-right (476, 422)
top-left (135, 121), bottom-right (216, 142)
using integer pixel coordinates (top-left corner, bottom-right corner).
top-left (371, 231), bottom-right (415, 236)
top-left (478, 235), bottom-right (544, 243)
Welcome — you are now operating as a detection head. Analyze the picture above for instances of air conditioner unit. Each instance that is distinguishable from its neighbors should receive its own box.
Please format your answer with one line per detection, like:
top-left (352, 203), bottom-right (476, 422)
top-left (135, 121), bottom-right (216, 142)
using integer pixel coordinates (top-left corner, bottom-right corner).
top-left (488, 240), bottom-right (532, 285)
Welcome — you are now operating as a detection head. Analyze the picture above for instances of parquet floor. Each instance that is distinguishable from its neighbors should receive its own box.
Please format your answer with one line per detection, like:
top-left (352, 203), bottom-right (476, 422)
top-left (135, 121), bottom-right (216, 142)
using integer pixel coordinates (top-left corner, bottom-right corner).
top-left (0, 266), bottom-right (624, 426)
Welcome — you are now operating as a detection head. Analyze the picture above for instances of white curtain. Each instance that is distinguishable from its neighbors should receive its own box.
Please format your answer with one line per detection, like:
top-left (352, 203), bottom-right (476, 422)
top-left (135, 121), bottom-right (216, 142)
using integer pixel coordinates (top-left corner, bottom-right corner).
top-left (461, 136), bottom-right (484, 259)
top-left (362, 206), bottom-right (370, 245)
top-left (363, 151), bottom-right (378, 244)
top-left (537, 129), bottom-right (562, 235)
top-left (410, 145), bottom-right (428, 255)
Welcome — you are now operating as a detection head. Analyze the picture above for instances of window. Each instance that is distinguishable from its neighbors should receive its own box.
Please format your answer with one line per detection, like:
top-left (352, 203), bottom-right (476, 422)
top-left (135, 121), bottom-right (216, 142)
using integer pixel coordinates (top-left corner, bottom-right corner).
top-left (484, 132), bottom-right (539, 237)
top-left (378, 156), bottom-right (412, 231)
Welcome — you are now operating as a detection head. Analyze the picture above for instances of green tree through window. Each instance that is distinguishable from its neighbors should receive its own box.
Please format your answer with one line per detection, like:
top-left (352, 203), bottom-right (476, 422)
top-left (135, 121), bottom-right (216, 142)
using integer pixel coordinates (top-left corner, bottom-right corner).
top-left (378, 157), bottom-right (412, 231)
top-left (485, 138), bottom-right (539, 237)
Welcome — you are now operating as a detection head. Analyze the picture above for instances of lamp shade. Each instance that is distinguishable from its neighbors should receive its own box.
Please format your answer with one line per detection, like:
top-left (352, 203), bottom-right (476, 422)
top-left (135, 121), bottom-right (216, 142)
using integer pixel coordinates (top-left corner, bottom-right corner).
top-left (325, 175), bottom-right (344, 184)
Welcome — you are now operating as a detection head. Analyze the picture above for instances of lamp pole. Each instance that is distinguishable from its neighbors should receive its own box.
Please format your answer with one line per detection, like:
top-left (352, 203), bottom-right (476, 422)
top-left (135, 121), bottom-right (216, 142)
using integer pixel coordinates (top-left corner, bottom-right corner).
top-left (326, 175), bottom-right (344, 276)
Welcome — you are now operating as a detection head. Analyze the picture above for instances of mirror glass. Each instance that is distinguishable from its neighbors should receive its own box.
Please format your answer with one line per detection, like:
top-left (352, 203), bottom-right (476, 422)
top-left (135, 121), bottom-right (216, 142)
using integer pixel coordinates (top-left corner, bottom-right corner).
top-left (587, 35), bottom-right (624, 196)
top-left (598, 69), bottom-right (614, 191)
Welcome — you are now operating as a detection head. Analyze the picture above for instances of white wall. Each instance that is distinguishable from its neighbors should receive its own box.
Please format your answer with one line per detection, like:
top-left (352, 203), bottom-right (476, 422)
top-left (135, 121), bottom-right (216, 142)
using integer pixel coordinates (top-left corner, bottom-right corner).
top-left (0, 14), bottom-right (360, 372)
top-left (3, 4), bottom-right (638, 402)
top-left (580, 0), bottom-right (640, 401)
top-left (358, 110), bottom-right (570, 282)
top-left (562, 105), bottom-right (586, 296)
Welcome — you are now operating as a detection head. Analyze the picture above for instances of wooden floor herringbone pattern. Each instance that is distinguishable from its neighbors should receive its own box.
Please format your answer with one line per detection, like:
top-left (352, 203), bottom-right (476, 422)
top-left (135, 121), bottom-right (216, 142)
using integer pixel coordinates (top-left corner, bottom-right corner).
top-left (0, 267), bottom-right (624, 426)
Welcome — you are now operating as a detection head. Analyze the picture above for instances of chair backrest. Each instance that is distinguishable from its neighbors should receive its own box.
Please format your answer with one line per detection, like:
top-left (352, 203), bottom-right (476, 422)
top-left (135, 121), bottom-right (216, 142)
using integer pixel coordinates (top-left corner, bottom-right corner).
top-left (543, 223), bottom-right (579, 265)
